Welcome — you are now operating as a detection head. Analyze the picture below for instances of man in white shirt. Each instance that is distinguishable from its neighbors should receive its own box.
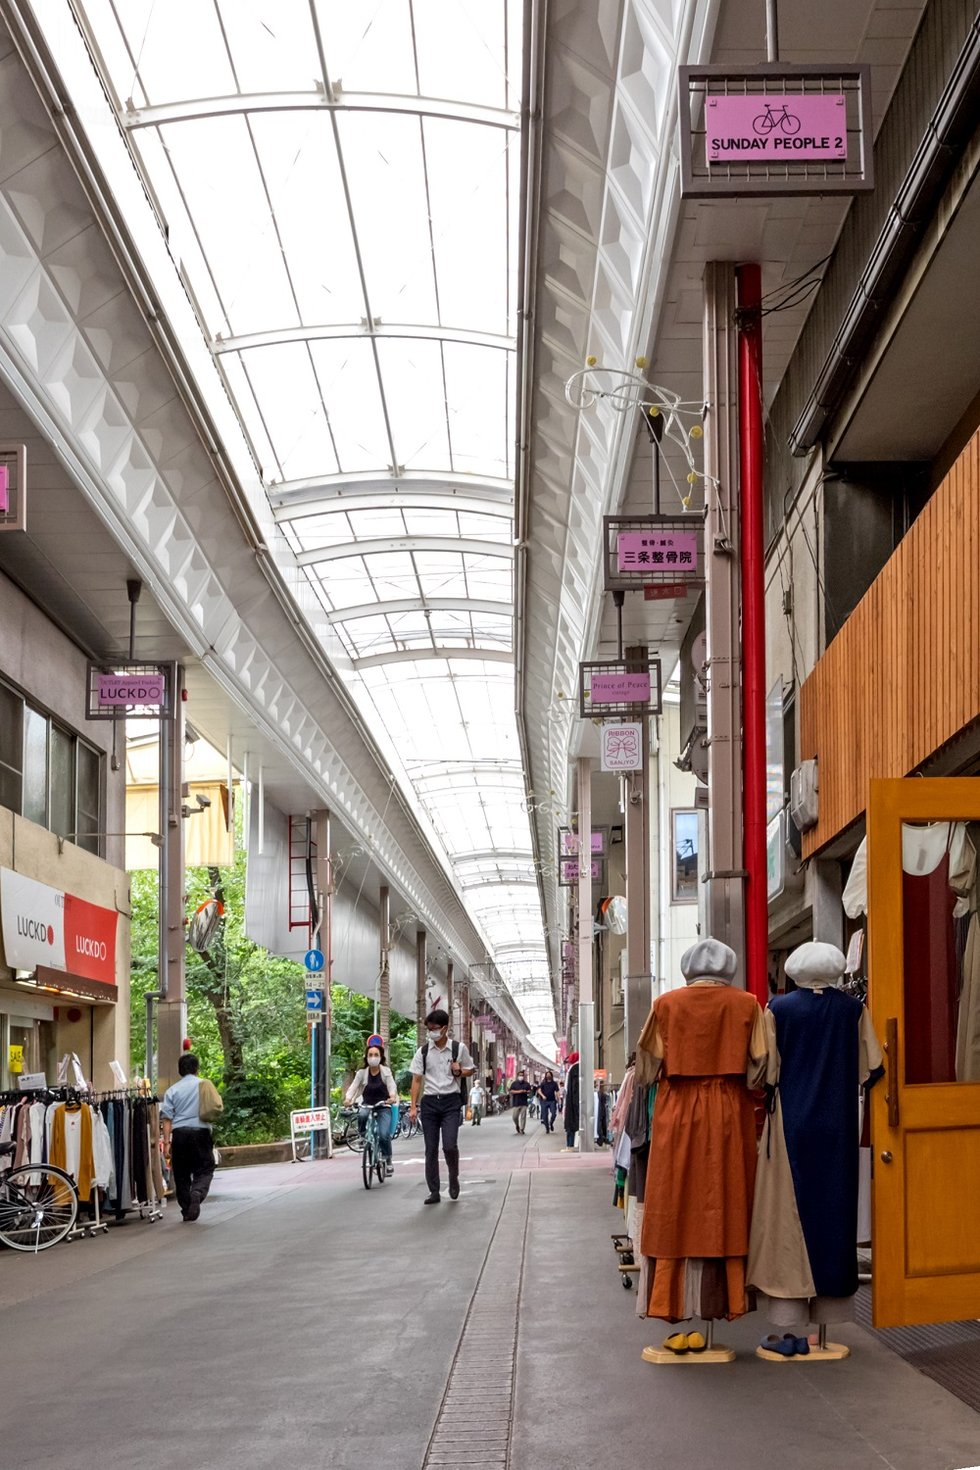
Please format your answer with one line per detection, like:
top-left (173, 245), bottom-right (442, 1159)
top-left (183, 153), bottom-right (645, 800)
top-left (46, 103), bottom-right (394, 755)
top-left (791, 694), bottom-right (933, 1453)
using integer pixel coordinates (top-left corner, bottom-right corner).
top-left (409, 1008), bottom-right (475, 1204)
top-left (160, 1053), bottom-right (214, 1222)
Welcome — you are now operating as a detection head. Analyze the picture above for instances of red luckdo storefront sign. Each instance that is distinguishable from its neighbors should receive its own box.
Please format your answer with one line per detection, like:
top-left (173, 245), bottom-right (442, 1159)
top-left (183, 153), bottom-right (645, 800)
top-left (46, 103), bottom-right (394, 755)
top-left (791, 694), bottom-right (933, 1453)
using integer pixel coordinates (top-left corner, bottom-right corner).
top-left (63, 894), bottom-right (117, 988)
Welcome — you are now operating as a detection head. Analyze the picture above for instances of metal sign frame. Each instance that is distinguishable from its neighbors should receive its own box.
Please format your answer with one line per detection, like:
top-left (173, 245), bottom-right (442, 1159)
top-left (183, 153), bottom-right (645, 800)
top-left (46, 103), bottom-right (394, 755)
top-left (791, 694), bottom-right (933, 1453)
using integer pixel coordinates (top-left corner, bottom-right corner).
top-left (679, 63), bottom-right (874, 199)
top-left (0, 443), bottom-right (27, 532)
top-left (579, 657), bottom-right (663, 719)
top-left (85, 660), bottom-right (177, 720)
top-left (558, 856), bottom-right (605, 889)
top-left (603, 512), bottom-right (705, 593)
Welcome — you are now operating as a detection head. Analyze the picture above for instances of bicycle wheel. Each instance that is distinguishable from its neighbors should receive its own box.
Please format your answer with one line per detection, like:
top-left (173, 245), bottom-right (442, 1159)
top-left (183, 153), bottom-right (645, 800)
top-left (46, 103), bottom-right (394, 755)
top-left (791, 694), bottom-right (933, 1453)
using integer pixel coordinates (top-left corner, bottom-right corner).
top-left (362, 1133), bottom-right (374, 1189)
top-left (781, 110), bottom-right (801, 134)
top-left (0, 1164), bottom-right (78, 1252)
top-left (376, 1152), bottom-right (386, 1185)
top-left (345, 1117), bottom-right (364, 1152)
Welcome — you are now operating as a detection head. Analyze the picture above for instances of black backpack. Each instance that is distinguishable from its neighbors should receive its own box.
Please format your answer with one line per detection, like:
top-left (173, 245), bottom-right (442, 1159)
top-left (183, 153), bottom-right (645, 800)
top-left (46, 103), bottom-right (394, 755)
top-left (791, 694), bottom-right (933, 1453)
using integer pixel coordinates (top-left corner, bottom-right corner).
top-left (421, 1039), bottom-right (468, 1104)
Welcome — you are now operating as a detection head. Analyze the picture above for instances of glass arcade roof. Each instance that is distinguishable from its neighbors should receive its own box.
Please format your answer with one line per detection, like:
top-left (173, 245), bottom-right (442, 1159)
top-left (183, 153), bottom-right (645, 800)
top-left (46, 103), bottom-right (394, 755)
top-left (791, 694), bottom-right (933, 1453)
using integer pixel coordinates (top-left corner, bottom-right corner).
top-left (76, 0), bottom-right (555, 1045)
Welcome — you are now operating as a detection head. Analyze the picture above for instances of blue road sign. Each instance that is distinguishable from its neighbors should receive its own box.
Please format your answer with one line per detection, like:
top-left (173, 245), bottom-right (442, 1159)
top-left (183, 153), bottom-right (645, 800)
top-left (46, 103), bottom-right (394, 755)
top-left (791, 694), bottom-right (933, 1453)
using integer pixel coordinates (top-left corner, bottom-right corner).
top-left (305, 988), bottom-right (325, 1012)
top-left (304, 948), bottom-right (325, 973)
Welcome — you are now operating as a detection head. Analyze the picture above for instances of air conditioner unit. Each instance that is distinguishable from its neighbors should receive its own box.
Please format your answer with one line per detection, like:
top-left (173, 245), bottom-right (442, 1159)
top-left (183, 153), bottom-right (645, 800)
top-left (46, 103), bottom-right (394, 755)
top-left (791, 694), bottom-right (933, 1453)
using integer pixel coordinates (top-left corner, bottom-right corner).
top-left (789, 759), bottom-right (819, 832)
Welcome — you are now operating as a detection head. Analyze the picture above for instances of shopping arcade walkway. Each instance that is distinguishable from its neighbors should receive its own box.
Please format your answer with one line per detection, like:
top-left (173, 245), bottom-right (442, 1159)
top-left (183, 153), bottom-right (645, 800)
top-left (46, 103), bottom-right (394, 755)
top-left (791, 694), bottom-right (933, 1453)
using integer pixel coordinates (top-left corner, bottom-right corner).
top-left (0, 1114), bottom-right (977, 1470)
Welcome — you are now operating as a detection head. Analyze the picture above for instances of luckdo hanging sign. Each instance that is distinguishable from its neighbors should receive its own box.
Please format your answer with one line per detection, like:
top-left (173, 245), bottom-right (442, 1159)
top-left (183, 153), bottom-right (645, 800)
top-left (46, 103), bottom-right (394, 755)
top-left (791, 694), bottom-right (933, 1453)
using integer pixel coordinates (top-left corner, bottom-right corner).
top-left (0, 869), bottom-right (118, 996)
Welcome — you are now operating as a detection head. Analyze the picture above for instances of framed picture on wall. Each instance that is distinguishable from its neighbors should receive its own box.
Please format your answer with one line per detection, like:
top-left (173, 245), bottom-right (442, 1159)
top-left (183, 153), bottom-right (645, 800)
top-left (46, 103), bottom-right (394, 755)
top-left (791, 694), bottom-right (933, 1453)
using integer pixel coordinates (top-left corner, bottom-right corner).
top-left (672, 809), bottom-right (699, 903)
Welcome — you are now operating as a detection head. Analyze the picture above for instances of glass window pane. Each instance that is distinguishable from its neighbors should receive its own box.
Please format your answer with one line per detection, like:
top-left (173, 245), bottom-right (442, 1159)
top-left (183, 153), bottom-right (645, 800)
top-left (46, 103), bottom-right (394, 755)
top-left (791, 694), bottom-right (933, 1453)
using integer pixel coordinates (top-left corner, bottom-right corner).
top-left (49, 726), bottom-right (74, 840)
top-left (0, 681), bottom-right (23, 811)
top-left (113, 0), bottom-right (235, 105)
top-left (76, 742), bottom-right (102, 856)
top-left (22, 707), bottom-right (48, 827)
top-left (427, 119), bottom-right (509, 335)
top-left (317, 1), bottom-right (418, 96)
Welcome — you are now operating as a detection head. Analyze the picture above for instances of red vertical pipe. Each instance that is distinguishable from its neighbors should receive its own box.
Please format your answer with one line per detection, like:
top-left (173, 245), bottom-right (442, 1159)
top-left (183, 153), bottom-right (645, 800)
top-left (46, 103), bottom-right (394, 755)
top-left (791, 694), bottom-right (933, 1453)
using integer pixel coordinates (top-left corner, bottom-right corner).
top-left (736, 263), bottom-right (769, 1005)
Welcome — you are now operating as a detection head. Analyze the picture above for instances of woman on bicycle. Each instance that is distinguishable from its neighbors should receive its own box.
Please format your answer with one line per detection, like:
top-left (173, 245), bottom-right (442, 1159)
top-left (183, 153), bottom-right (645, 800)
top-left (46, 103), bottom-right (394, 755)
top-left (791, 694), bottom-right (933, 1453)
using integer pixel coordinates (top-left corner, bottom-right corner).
top-left (344, 1036), bottom-right (398, 1177)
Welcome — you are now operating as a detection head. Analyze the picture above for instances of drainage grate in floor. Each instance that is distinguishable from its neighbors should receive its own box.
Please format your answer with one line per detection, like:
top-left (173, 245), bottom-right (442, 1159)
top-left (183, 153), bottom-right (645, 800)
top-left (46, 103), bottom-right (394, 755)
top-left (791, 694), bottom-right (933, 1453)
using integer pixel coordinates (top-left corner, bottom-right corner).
top-left (855, 1285), bottom-right (980, 1415)
top-left (422, 1173), bottom-right (530, 1469)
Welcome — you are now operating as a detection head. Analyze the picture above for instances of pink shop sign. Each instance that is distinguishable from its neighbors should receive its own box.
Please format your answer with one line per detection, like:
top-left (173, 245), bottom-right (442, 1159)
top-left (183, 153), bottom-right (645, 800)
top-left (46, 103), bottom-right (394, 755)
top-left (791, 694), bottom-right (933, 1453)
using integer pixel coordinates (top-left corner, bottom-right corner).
top-left (561, 831), bottom-right (604, 856)
top-left (617, 531), bottom-right (697, 574)
top-left (706, 95), bottom-right (847, 164)
top-left (590, 671), bottom-right (651, 704)
top-left (97, 672), bottom-right (165, 707)
top-left (560, 858), bottom-right (601, 882)
top-left (0, 466), bottom-right (8, 513)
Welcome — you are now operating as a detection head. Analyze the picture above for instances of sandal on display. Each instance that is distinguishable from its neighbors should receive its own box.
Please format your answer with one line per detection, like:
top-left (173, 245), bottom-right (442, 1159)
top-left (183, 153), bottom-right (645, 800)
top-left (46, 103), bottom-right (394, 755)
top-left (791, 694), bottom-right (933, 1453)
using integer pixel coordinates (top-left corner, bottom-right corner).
top-left (686, 1332), bottom-right (707, 1353)
top-left (760, 1334), bottom-right (797, 1356)
top-left (662, 1333), bottom-right (690, 1355)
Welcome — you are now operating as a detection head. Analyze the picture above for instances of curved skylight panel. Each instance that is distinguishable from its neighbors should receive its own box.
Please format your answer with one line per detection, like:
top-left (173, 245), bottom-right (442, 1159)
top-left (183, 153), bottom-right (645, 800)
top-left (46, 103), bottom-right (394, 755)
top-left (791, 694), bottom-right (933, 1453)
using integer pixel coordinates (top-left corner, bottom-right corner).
top-left (218, 1), bottom-right (321, 94)
top-left (316, 1), bottom-right (419, 97)
top-left (338, 114), bottom-right (438, 325)
top-left (444, 344), bottom-right (511, 478)
top-left (159, 118), bottom-right (299, 337)
top-left (238, 342), bottom-right (337, 482)
top-left (412, 0), bottom-right (516, 109)
top-left (425, 120), bottom-right (511, 336)
top-left (305, 340), bottom-right (392, 473)
top-left (375, 338), bottom-right (451, 470)
top-left (249, 115), bottom-right (364, 327)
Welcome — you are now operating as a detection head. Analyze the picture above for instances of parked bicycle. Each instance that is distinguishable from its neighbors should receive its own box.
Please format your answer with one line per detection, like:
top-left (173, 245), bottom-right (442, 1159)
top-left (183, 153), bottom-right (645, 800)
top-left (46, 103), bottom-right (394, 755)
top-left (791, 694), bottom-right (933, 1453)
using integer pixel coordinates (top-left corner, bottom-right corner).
top-left (360, 1103), bottom-right (390, 1190)
top-left (0, 1144), bottom-right (79, 1253)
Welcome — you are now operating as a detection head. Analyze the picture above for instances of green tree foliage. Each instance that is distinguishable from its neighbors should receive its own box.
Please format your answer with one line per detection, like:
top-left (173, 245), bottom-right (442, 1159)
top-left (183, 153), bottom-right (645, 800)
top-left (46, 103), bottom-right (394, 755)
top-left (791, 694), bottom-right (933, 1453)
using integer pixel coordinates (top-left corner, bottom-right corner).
top-left (129, 847), bottom-right (416, 1142)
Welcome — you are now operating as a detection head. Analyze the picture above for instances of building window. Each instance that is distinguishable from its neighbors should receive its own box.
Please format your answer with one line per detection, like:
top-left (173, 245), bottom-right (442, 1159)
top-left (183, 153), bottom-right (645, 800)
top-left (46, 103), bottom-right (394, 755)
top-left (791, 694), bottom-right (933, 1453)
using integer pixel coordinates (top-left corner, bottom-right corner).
top-left (672, 809), bottom-right (699, 904)
top-left (0, 677), bottom-right (104, 855)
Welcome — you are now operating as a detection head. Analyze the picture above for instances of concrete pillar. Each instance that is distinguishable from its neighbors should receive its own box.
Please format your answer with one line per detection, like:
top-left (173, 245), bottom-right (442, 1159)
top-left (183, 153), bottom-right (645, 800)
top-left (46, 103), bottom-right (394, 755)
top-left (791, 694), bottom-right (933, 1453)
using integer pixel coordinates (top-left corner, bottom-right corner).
top-left (624, 645), bottom-right (652, 1056)
top-left (156, 667), bottom-right (186, 1093)
top-left (416, 929), bottom-right (427, 1045)
top-left (378, 884), bottom-right (390, 1044)
top-left (313, 809), bottom-right (333, 1158)
top-left (702, 262), bottom-right (746, 976)
top-left (577, 755), bottom-right (595, 1153)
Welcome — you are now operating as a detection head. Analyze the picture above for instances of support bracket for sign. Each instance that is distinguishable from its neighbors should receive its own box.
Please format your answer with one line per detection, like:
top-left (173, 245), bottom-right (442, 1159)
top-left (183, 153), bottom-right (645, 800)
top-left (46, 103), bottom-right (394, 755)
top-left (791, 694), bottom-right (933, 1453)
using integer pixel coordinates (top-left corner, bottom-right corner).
top-left (679, 63), bottom-right (874, 199)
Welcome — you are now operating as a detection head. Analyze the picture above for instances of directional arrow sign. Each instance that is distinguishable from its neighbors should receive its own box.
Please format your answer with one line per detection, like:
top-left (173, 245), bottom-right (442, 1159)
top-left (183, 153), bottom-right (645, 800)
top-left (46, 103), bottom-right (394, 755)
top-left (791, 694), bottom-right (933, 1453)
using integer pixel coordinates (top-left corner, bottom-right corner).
top-left (305, 988), bottom-right (325, 1012)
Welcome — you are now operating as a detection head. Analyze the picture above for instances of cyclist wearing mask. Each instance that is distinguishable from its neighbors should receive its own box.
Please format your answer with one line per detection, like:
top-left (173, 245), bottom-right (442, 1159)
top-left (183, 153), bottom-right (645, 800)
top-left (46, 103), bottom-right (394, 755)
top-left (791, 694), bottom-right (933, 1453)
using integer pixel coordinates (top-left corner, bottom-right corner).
top-left (409, 1008), bottom-right (475, 1204)
top-left (345, 1036), bottom-right (399, 1177)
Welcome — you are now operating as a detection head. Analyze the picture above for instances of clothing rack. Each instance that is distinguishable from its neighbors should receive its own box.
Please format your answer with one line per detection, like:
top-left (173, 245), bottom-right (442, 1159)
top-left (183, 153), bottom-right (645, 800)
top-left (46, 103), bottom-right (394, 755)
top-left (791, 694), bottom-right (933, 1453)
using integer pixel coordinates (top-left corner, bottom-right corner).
top-left (1, 1087), bottom-right (166, 1227)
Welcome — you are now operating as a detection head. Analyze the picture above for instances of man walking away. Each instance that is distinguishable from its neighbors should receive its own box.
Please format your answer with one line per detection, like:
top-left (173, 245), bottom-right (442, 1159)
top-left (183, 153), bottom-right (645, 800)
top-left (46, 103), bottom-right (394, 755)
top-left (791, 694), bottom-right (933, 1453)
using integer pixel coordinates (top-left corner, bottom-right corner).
top-left (161, 1053), bottom-right (215, 1222)
top-left (409, 1009), bottom-right (475, 1204)
top-left (509, 1070), bottom-right (533, 1134)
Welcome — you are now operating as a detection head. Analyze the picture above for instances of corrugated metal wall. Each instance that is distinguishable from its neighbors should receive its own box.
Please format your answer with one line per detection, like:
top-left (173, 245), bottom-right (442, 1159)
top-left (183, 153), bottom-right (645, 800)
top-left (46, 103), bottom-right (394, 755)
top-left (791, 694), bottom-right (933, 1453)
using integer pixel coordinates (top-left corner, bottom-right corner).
top-left (800, 427), bottom-right (980, 853)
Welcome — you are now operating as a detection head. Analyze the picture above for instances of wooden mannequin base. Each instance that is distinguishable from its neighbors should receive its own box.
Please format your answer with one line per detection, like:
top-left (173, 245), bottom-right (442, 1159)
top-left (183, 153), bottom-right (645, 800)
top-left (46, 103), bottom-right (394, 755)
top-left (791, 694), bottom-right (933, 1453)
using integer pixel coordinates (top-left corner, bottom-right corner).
top-left (642, 1344), bottom-right (736, 1365)
top-left (756, 1343), bottom-right (850, 1363)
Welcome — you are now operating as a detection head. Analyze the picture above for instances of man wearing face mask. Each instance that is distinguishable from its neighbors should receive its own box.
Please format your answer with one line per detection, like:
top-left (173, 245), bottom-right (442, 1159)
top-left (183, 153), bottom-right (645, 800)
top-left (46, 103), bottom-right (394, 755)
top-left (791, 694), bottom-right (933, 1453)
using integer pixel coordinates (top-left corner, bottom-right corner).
top-left (409, 1009), bottom-right (476, 1204)
top-left (345, 1036), bottom-right (399, 1177)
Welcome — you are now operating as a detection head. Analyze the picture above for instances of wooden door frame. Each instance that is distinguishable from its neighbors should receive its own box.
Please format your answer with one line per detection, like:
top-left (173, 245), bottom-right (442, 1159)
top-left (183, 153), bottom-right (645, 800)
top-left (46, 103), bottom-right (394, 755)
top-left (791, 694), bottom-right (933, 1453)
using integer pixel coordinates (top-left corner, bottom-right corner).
top-left (869, 777), bottom-right (980, 1327)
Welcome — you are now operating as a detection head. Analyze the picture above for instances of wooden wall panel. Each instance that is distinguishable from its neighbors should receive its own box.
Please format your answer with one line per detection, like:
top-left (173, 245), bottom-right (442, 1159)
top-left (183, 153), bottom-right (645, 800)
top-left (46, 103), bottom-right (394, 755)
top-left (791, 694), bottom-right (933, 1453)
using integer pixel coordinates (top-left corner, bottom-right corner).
top-left (800, 427), bottom-right (980, 856)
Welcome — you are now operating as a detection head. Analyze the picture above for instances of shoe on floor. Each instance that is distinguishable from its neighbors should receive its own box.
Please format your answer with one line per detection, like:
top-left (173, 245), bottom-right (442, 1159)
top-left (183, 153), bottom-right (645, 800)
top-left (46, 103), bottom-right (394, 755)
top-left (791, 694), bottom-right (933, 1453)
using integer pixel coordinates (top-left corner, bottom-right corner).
top-left (424, 1193), bottom-right (441, 1204)
top-left (663, 1333), bottom-right (689, 1355)
top-left (760, 1334), bottom-right (796, 1356)
top-left (687, 1332), bottom-right (707, 1353)
top-left (449, 1179), bottom-right (460, 1200)
top-left (185, 1191), bottom-right (202, 1222)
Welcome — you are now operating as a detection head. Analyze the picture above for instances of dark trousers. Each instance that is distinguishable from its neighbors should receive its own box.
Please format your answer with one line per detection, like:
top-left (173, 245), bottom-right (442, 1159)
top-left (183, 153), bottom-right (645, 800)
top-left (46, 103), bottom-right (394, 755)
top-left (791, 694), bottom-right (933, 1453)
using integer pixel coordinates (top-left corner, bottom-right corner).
top-left (541, 1100), bottom-right (557, 1131)
top-left (420, 1094), bottom-right (462, 1195)
top-left (171, 1128), bottom-right (215, 1216)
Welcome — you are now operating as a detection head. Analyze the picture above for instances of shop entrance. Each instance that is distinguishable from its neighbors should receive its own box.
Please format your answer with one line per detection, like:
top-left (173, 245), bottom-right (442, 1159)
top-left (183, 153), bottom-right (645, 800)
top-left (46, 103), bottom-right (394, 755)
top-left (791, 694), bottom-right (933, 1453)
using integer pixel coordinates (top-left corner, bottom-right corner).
top-left (868, 778), bottom-right (980, 1327)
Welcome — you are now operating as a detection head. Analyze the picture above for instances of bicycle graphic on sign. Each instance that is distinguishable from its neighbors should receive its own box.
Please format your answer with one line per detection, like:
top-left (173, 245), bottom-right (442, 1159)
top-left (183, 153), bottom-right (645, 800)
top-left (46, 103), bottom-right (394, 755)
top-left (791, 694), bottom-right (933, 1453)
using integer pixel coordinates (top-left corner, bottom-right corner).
top-left (752, 102), bottom-right (802, 136)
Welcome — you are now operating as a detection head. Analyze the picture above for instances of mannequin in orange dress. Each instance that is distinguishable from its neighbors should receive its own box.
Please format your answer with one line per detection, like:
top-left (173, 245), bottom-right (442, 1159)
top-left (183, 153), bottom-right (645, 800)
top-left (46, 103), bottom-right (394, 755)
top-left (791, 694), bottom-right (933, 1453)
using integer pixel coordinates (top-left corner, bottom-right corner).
top-left (637, 939), bottom-right (767, 1329)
